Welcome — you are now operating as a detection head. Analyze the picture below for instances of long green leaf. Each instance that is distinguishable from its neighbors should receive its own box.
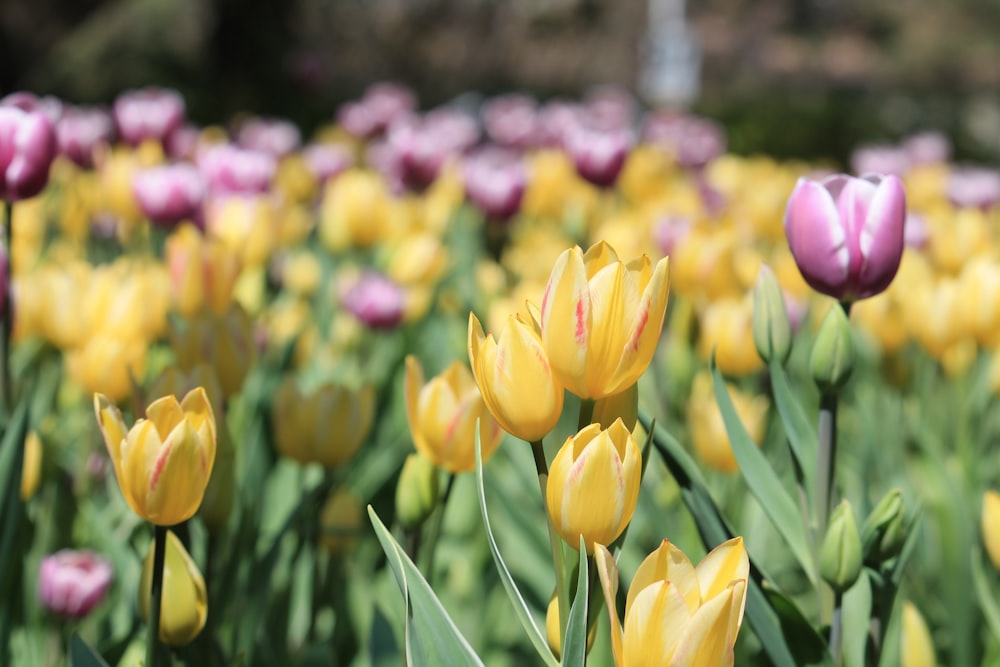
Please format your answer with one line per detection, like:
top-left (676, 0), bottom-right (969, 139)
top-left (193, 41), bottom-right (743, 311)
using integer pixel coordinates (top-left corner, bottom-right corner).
top-left (710, 359), bottom-right (816, 583)
top-left (972, 549), bottom-right (1000, 642)
top-left (0, 397), bottom-right (31, 659)
top-left (369, 507), bottom-right (484, 667)
top-left (640, 411), bottom-right (833, 667)
top-left (769, 360), bottom-right (817, 496)
top-left (561, 538), bottom-right (589, 667)
top-left (68, 633), bottom-right (111, 667)
top-left (841, 571), bottom-right (872, 667)
top-left (474, 433), bottom-right (560, 667)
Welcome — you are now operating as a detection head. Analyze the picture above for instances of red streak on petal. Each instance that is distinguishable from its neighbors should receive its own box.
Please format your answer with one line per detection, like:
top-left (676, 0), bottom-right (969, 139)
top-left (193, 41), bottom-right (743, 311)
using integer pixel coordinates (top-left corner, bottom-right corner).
top-left (149, 441), bottom-right (174, 493)
top-left (541, 284), bottom-right (551, 321)
top-left (575, 298), bottom-right (587, 344)
top-left (628, 301), bottom-right (650, 352)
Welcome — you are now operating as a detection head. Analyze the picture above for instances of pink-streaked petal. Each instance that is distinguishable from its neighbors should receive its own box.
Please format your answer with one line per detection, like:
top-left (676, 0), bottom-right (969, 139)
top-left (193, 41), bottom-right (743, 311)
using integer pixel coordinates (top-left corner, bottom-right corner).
top-left (784, 178), bottom-right (850, 297)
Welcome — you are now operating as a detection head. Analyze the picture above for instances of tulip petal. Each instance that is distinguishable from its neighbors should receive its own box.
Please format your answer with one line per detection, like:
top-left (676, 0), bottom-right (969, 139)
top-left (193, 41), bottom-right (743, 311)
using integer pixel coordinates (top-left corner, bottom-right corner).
top-left (146, 419), bottom-right (207, 524)
top-left (610, 256), bottom-right (670, 394)
top-left (594, 545), bottom-right (624, 667)
top-left (93, 394), bottom-right (128, 474)
top-left (541, 247), bottom-right (590, 396)
top-left (669, 580), bottom-right (746, 667)
top-left (145, 395), bottom-right (186, 442)
top-left (180, 387), bottom-right (217, 451)
top-left (695, 537), bottom-right (750, 616)
top-left (583, 241), bottom-right (620, 280)
top-left (404, 355), bottom-right (428, 453)
top-left (584, 262), bottom-right (630, 396)
top-left (626, 539), bottom-right (700, 617)
top-left (784, 178), bottom-right (850, 296)
top-left (858, 175), bottom-right (906, 297)
top-left (622, 581), bottom-right (691, 666)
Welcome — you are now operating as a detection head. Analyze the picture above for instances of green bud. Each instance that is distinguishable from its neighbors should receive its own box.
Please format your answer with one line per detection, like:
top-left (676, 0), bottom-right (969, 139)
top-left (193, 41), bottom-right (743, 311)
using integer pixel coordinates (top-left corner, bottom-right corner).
top-left (861, 489), bottom-right (907, 564)
top-left (752, 265), bottom-right (792, 365)
top-left (809, 305), bottom-right (855, 394)
top-left (593, 382), bottom-right (638, 431)
top-left (820, 500), bottom-right (863, 593)
top-left (395, 453), bottom-right (440, 530)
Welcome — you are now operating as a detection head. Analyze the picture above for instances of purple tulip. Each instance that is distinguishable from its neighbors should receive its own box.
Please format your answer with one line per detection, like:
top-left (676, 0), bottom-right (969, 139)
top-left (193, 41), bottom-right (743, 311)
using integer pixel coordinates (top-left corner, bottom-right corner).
top-left (132, 164), bottom-right (206, 227)
top-left (387, 108), bottom-right (479, 192)
top-left (0, 106), bottom-right (57, 201)
top-left (850, 144), bottom-right (909, 177)
top-left (903, 132), bottom-right (951, 166)
top-left (481, 94), bottom-right (542, 149)
top-left (537, 100), bottom-right (584, 147)
top-left (653, 215), bottom-right (692, 257)
top-left (198, 144), bottom-right (276, 195)
top-left (583, 85), bottom-right (637, 130)
top-left (904, 212), bottom-right (929, 250)
top-left (462, 147), bottom-right (527, 222)
top-left (643, 113), bottom-right (726, 169)
top-left (341, 272), bottom-right (406, 330)
top-left (1, 92), bottom-right (63, 124)
top-left (338, 82), bottom-right (417, 139)
top-left (237, 117), bottom-right (302, 157)
top-left (113, 87), bottom-right (185, 146)
top-left (56, 106), bottom-right (114, 168)
top-left (947, 167), bottom-right (1000, 210)
top-left (37, 550), bottom-right (113, 619)
top-left (304, 143), bottom-right (353, 183)
top-left (784, 173), bottom-right (907, 301)
top-left (562, 123), bottom-right (632, 189)
top-left (165, 123), bottom-right (200, 161)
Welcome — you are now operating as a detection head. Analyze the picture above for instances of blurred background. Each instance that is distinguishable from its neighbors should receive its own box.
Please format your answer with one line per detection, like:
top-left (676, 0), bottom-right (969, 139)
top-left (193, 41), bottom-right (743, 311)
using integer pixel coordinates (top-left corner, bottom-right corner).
top-left (2, 0), bottom-right (999, 164)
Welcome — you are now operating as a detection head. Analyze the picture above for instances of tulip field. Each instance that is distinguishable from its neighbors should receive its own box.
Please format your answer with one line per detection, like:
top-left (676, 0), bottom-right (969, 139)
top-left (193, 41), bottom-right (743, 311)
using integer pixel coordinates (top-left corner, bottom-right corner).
top-left (3, 83), bottom-right (1000, 667)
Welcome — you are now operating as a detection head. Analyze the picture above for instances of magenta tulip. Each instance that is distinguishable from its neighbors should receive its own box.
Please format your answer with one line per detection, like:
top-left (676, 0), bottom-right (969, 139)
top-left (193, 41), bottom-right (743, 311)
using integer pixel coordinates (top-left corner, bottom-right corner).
top-left (947, 168), bottom-right (1000, 210)
top-left (341, 272), bottom-right (406, 330)
top-left (132, 164), bottom-right (206, 227)
top-left (462, 147), bottom-right (526, 222)
top-left (198, 144), bottom-right (276, 195)
top-left (37, 550), bottom-right (113, 619)
top-left (784, 173), bottom-right (907, 301)
top-left (338, 82), bottom-right (417, 139)
top-left (237, 117), bottom-right (302, 157)
top-left (304, 143), bottom-right (353, 183)
top-left (113, 87), bottom-right (185, 146)
top-left (0, 106), bottom-right (57, 201)
top-left (56, 106), bottom-right (114, 168)
top-left (643, 113), bottom-right (726, 169)
top-left (563, 123), bottom-right (632, 188)
top-left (482, 94), bottom-right (542, 149)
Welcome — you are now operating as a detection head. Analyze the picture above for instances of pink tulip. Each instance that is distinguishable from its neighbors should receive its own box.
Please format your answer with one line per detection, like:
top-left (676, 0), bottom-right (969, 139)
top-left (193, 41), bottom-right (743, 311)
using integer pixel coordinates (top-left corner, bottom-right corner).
top-left (563, 123), bottom-right (632, 188)
top-left (197, 144), bottom-right (276, 195)
top-left (387, 108), bottom-right (479, 192)
top-left (237, 117), bottom-right (302, 157)
top-left (643, 113), bottom-right (726, 169)
top-left (113, 87), bottom-right (185, 146)
top-left (947, 167), bottom-right (1000, 210)
top-left (56, 106), bottom-right (114, 168)
top-left (338, 82), bottom-right (417, 139)
top-left (304, 143), bottom-right (353, 183)
top-left (341, 271), bottom-right (406, 330)
top-left (462, 147), bottom-right (526, 222)
top-left (37, 550), bottom-right (113, 619)
top-left (0, 106), bottom-right (57, 201)
top-left (903, 131), bottom-right (951, 166)
top-left (1, 92), bottom-right (63, 124)
top-left (132, 164), bottom-right (206, 227)
top-left (481, 94), bottom-right (542, 149)
top-left (850, 144), bottom-right (909, 177)
top-left (784, 173), bottom-right (906, 301)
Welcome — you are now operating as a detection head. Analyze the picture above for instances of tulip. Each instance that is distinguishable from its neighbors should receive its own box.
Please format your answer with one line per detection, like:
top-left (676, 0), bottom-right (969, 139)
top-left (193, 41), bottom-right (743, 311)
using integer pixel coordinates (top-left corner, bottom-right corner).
top-left (946, 167), bottom-right (1000, 210)
top-left (784, 173), bottom-right (906, 301)
top-left (340, 271), bottom-right (406, 330)
top-left (562, 123), bottom-right (632, 188)
top-left (462, 147), bottom-right (527, 222)
top-left (337, 82), bottom-right (417, 139)
top-left (272, 378), bottom-right (374, 468)
top-left (139, 531), bottom-right (207, 645)
top-left (752, 265), bottom-right (793, 365)
top-left (596, 537), bottom-right (750, 666)
top-left (280, 251), bottom-right (324, 296)
top-left (482, 94), bottom-right (542, 149)
top-left (395, 453), bottom-right (440, 530)
top-left (203, 194), bottom-right (276, 268)
top-left (810, 305), bottom-right (856, 394)
top-left (318, 169), bottom-right (391, 251)
top-left (20, 431), bottom-right (42, 501)
top-left (113, 87), bottom-right (185, 147)
top-left (37, 550), bottom-right (113, 619)
top-left (197, 144), bottom-right (276, 195)
top-left (66, 334), bottom-right (148, 402)
top-left (642, 113), bottom-right (727, 169)
top-left (467, 312), bottom-right (564, 442)
top-left (319, 489), bottom-right (363, 555)
top-left (170, 304), bottom-right (256, 398)
top-left (387, 109), bottom-right (479, 192)
top-left (546, 419), bottom-right (641, 553)
top-left (56, 105), bottom-right (114, 168)
top-left (982, 490), bottom-right (1000, 571)
top-left (687, 372), bottom-right (769, 474)
top-left (1, 91), bottom-right (62, 122)
top-left (165, 223), bottom-right (242, 317)
top-left (850, 145), bottom-right (910, 177)
top-left (236, 116), bottom-right (301, 157)
top-left (539, 241), bottom-right (670, 399)
top-left (132, 164), bottom-right (206, 228)
top-left (819, 500), bottom-right (862, 593)
top-left (0, 105), bottom-right (57, 200)
top-left (697, 295), bottom-right (763, 377)
top-left (901, 601), bottom-right (936, 667)
top-left (94, 387), bottom-right (217, 526)
top-left (303, 142), bottom-right (353, 184)
top-left (404, 355), bottom-right (503, 473)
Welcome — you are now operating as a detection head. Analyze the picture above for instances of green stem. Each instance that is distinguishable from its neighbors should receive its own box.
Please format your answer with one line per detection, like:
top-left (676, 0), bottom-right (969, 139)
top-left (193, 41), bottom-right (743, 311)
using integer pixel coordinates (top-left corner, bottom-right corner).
top-left (530, 439), bottom-right (569, 652)
top-left (578, 399), bottom-right (595, 431)
top-left (3, 200), bottom-right (13, 414)
top-left (146, 524), bottom-right (169, 667)
top-left (831, 590), bottom-right (844, 666)
top-left (423, 472), bottom-right (456, 585)
top-left (815, 392), bottom-right (838, 541)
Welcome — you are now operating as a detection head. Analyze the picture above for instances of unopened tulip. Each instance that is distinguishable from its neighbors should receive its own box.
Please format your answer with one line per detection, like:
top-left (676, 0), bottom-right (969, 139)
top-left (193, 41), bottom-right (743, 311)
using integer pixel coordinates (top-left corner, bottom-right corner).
top-left (0, 106), bottom-right (57, 200)
top-left (113, 87), bottom-right (185, 146)
top-left (37, 550), bottom-right (113, 619)
top-left (752, 265), bottom-right (793, 365)
top-left (404, 356), bottom-right (503, 473)
top-left (272, 378), bottom-right (374, 468)
top-left (563, 123), bottom-right (632, 188)
top-left (810, 305), bottom-right (856, 394)
top-left (862, 489), bottom-right (908, 565)
top-left (820, 500), bottom-right (862, 593)
top-left (94, 387), bottom-right (217, 526)
top-left (596, 537), bottom-right (749, 666)
top-left (132, 164), bottom-right (206, 228)
top-left (687, 372), bottom-right (769, 474)
top-left (982, 490), bottom-right (1000, 571)
top-left (166, 223), bottom-right (241, 316)
top-left (462, 147), bottom-right (527, 222)
top-left (547, 420), bottom-right (641, 552)
top-left (170, 304), bottom-right (256, 398)
top-left (139, 531), bottom-right (206, 645)
top-left (197, 144), bottom-right (276, 195)
top-left (540, 241), bottom-right (670, 399)
top-left (468, 312), bottom-right (564, 442)
top-left (784, 173), bottom-right (906, 301)
top-left (20, 431), bottom-right (42, 501)
top-left (236, 117), bottom-right (301, 157)
top-left (395, 453), bottom-right (440, 530)
top-left (340, 271), bottom-right (406, 330)
top-left (56, 105), bottom-right (114, 168)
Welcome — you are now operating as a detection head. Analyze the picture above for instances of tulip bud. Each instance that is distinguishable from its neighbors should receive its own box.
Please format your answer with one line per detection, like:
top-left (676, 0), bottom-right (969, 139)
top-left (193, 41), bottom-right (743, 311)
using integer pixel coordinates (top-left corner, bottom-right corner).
top-left (20, 431), bottom-right (42, 501)
top-left (810, 305), bottom-right (855, 394)
top-left (340, 271), bottom-right (406, 330)
top-left (982, 490), bottom-right (1000, 571)
top-left (319, 489), bottom-right (362, 556)
top-left (752, 265), bottom-right (792, 365)
top-left (0, 106), bottom-right (57, 201)
top-left (395, 453), bottom-right (440, 530)
top-left (784, 173), bottom-right (906, 301)
top-left (820, 500), bottom-right (862, 593)
top-left (593, 382), bottom-right (638, 431)
top-left (563, 123), bottom-right (632, 189)
top-left (861, 489), bottom-right (907, 564)
top-left (132, 164), bottom-right (206, 229)
top-left (113, 87), bottom-right (185, 147)
top-left (545, 591), bottom-right (597, 659)
top-left (901, 601), bottom-right (936, 667)
top-left (139, 531), bottom-right (207, 646)
top-left (37, 550), bottom-right (113, 619)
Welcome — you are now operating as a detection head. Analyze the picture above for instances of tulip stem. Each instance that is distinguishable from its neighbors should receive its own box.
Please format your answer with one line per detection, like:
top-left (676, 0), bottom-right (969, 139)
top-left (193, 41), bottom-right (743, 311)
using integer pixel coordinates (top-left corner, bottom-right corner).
top-left (530, 439), bottom-right (570, 653)
top-left (831, 590), bottom-right (844, 666)
top-left (578, 399), bottom-right (595, 431)
top-left (815, 392), bottom-right (838, 541)
top-left (2, 200), bottom-right (12, 414)
top-left (145, 524), bottom-right (168, 667)
top-left (423, 472), bottom-right (456, 585)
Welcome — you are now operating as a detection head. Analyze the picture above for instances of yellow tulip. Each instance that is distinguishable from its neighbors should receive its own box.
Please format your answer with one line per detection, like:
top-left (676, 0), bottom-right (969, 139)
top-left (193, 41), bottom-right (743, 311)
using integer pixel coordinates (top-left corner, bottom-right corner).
top-left (94, 388), bottom-right (217, 526)
top-left (546, 420), bottom-right (641, 553)
top-left (66, 334), bottom-right (148, 402)
top-left (596, 537), bottom-right (750, 667)
top-left (467, 311), bottom-right (564, 442)
top-left (204, 195), bottom-right (276, 268)
top-left (687, 373), bottom-right (769, 474)
top-left (982, 490), bottom-right (1000, 571)
top-left (165, 224), bottom-right (242, 317)
top-left (281, 250), bottom-right (324, 296)
top-left (170, 304), bottom-right (256, 398)
top-left (404, 356), bottom-right (503, 473)
top-left (539, 241), bottom-right (670, 399)
top-left (670, 226), bottom-right (743, 303)
top-left (319, 169), bottom-right (390, 251)
top-left (139, 531), bottom-right (207, 646)
top-left (697, 296), bottom-right (763, 377)
top-left (545, 592), bottom-right (597, 659)
top-left (20, 431), bottom-right (42, 501)
top-left (272, 378), bottom-right (374, 468)
top-left (901, 601), bottom-right (936, 667)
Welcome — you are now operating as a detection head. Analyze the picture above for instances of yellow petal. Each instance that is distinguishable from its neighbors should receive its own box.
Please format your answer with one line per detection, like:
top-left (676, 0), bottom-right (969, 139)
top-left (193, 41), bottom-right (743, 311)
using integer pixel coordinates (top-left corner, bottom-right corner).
top-left (595, 545), bottom-right (624, 667)
top-left (541, 247), bottom-right (590, 397)
top-left (404, 355), bottom-right (428, 454)
top-left (982, 490), bottom-right (1000, 571)
top-left (669, 579), bottom-right (746, 667)
top-left (609, 257), bottom-right (670, 393)
top-left (145, 419), bottom-right (208, 525)
top-left (145, 394), bottom-right (186, 442)
top-left (93, 393), bottom-right (128, 477)
top-left (622, 581), bottom-right (691, 666)
top-left (139, 530), bottom-right (208, 646)
top-left (696, 537), bottom-right (750, 612)
top-left (627, 540), bottom-right (699, 617)
top-left (180, 387), bottom-right (217, 450)
top-left (901, 601), bottom-right (936, 667)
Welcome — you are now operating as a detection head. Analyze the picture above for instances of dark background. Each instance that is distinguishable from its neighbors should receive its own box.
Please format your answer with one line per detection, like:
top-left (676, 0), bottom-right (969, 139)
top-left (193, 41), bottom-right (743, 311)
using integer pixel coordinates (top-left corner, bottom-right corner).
top-left (2, 0), bottom-right (998, 163)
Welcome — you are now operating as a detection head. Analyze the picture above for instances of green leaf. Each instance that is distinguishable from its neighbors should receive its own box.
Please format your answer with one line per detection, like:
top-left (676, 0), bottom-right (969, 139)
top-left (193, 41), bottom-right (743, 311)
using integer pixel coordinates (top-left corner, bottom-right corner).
top-left (68, 633), bottom-right (111, 667)
top-left (368, 506), bottom-right (485, 667)
top-left (840, 571), bottom-right (872, 667)
top-left (973, 549), bottom-right (1000, 643)
top-left (769, 360), bottom-right (817, 497)
top-left (640, 411), bottom-right (833, 667)
top-left (0, 397), bottom-right (31, 656)
top-left (561, 539), bottom-right (589, 667)
top-left (710, 358), bottom-right (816, 583)
top-left (474, 433), bottom-right (560, 667)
